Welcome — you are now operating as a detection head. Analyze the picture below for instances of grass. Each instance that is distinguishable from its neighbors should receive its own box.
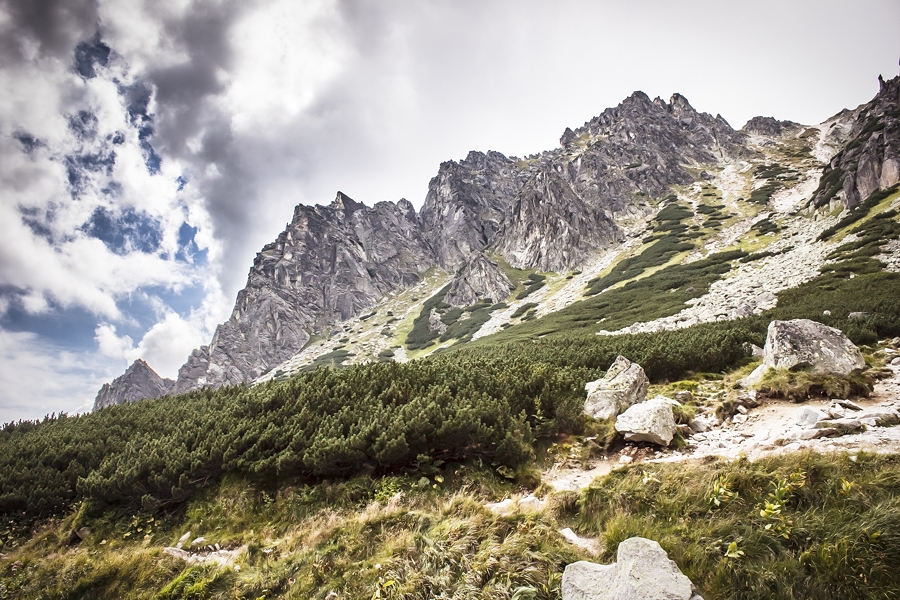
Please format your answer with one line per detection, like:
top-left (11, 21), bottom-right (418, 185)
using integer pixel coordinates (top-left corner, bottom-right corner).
top-left (6, 450), bottom-right (900, 599)
top-left (818, 184), bottom-right (900, 241)
top-left (754, 367), bottom-right (874, 402)
top-left (577, 451), bottom-right (900, 599)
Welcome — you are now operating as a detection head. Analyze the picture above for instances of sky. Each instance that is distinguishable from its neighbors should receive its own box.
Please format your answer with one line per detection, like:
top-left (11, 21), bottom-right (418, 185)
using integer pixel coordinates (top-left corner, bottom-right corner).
top-left (0, 0), bottom-right (898, 422)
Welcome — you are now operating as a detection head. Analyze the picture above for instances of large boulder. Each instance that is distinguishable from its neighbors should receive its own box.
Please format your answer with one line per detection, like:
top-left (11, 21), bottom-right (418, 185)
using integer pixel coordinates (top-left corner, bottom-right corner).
top-left (584, 356), bottom-right (650, 420)
top-left (615, 396), bottom-right (678, 446)
top-left (742, 319), bottom-right (865, 387)
top-left (562, 537), bottom-right (701, 600)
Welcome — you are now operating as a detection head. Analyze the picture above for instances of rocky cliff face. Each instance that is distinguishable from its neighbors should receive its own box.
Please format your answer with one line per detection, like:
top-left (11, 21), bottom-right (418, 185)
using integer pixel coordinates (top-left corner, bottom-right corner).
top-left (813, 75), bottom-right (900, 208)
top-left (444, 252), bottom-right (513, 306)
top-left (173, 192), bottom-right (435, 391)
top-left (94, 359), bottom-right (174, 410)
top-left (98, 87), bottom-right (792, 401)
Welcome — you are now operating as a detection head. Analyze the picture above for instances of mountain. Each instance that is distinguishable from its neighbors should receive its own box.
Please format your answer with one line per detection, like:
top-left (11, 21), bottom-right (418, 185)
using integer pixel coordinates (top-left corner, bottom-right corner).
top-left (96, 75), bottom-right (900, 404)
top-left (93, 359), bottom-right (174, 409)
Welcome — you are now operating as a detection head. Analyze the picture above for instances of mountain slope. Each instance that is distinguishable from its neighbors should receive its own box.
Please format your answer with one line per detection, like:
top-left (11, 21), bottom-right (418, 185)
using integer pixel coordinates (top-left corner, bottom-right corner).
top-left (97, 75), bottom-right (900, 401)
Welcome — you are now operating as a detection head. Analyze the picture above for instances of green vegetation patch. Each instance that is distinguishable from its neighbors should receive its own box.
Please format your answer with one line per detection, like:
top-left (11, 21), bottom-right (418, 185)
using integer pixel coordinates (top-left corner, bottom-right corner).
top-left (516, 273), bottom-right (547, 300)
top-left (818, 184), bottom-right (900, 241)
top-left (578, 451), bottom-right (900, 599)
top-left (586, 201), bottom-right (699, 295)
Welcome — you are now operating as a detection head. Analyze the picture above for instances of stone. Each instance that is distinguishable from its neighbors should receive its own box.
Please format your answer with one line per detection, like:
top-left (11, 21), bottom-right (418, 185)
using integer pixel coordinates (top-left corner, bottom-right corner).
top-left (848, 312), bottom-right (871, 320)
top-left (559, 528), bottom-right (602, 556)
top-left (618, 455), bottom-right (634, 465)
top-left (732, 414), bottom-right (748, 424)
top-left (516, 494), bottom-right (544, 513)
top-left (796, 406), bottom-right (828, 427)
top-left (584, 356), bottom-right (650, 420)
top-left (892, 357), bottom-right (900, 366)
top-left (815, 418), bottom-right (864, 434)
top-left (93, 359), bottom-right (174, 410)
top-left (688, 415), bottom-right (715, 433)
top-left (562, 537), bottom-right (699, 600)
top-left (743, 319), bottom-right (865, 387)
top-left (615, 396), bottom-right (678, 446)
top-left (673, 391), bottom-right (693, 403)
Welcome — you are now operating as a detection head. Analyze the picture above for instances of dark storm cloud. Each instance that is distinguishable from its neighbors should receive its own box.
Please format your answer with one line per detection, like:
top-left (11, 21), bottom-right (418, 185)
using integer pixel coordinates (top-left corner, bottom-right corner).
top-left (0, 0), bottom-right (99, 63)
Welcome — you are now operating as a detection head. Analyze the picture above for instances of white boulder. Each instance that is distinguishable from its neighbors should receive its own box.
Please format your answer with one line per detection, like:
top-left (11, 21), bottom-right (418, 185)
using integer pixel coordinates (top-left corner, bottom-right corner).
top-left (562, 537), bottom-right (701, 600)
top-left (742, 319), bottom-right (865, 387)
top-left (615, 396), bottom-right (678, 446)
top-left (584, 356), bottom-right (649, 420)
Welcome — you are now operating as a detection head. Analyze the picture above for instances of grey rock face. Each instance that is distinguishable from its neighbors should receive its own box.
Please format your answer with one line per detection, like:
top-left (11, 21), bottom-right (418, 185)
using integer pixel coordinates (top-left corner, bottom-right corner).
top-left (615, 396), bottom-right (679, 446)
top-left (813, 74), bottom-right (900, 208)
top-left (175, 192), bottom-right (435, 392)
top-left (419, 151), bottom-right (523, 270)
top-left (584, 356), bottom-right (650, 420)
top-left (562, 537), bottom-right (700, 600)
top-left (94, 359), bottom-right (174, 410)
top-left (444, 252), bottom-right (513, 306)
top-left (495, 168), bottom-right (621, 271)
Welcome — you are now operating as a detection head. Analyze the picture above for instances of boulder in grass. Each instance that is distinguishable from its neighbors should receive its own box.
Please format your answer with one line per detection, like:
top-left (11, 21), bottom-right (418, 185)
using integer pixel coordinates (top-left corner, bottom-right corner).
top-left (562, 537), bottom-right (702, 600)
top-left (584, 356), bottom-right (649, 420)
top-left (615, 396), bottom-right (678, 446)
top-left (742, 319), bottom-right (865, 387)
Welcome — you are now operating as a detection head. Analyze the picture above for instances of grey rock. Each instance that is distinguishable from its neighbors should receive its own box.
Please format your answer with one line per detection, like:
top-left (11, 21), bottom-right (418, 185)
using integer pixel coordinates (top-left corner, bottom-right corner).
top-left (815, 418), bottom-right (864, 434)
top-left (562, 537), bottom-right (697, 600)
top-left (494, 168), bottom-right (621, 271)
top-left (615, 396), bottom-right (678, 446)
top-left (688, 415), bottom-right (714, 433)
top-left (444, 252), bottom-right (513, 306)
top-left (94, 359), bottom-right (174, 410)
top-left (892, 357), bottom-right (900, 366)
top-left (848, 311), bottom-right (872, 320)
top-left (762, 319), bottom-right (865, 376)
top-left (673, 390), bottom-right (693, 403)
top-left (796, 406), bottom-right (828, 427)
top-left (584, 356), bottom-right (650, 420)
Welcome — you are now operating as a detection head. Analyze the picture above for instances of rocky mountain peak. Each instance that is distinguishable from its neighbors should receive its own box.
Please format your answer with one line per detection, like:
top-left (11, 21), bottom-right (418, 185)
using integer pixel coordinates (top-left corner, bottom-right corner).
top-left (330, 191), bottom-right (365, 213)
top-left (742, 116), bottom-right (801, 137)
top-left (93, 359), bottom-right (174, 410)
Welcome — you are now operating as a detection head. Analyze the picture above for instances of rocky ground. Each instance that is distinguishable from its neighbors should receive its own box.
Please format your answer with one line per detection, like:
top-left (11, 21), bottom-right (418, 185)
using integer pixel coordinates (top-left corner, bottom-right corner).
top-left (543, 350), bottom-right (900, 497)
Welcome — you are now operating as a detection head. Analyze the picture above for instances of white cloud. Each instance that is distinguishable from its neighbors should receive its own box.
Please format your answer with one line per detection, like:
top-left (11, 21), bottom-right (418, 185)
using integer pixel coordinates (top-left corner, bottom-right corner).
top-left (94, 323), bottom-right (135, 359)
top-left (0, 328), bottom-right (114, 422)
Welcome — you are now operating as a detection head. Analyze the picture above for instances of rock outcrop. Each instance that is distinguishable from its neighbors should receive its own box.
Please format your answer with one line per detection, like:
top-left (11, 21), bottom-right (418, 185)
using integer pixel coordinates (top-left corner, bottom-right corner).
top-left (584, 356), bottom-right (650, 420)
top-left (562, 537), bottom-right (702, 600)
top-left (812, 74), bottom-right (900, 208)
top-left (93, 359), bottom-right (174, 410)
top-left (615, 396), bottom-right (679, 446)
top-left (444, 253), bottom-right (513, 306)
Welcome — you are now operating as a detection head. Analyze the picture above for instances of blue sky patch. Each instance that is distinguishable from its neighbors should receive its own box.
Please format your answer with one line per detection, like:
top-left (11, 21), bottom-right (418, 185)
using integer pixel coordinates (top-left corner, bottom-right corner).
top-left (74, 33), bottom-right (111, 79)
top-left (82, 207), bottom-right (162, 255)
